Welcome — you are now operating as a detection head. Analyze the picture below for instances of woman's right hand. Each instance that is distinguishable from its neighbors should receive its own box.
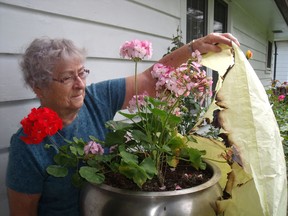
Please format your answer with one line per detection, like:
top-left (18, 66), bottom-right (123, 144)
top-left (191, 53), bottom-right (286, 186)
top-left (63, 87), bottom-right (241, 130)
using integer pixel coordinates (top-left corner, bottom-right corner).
top-left (191, 32), bottom-right (240, 54)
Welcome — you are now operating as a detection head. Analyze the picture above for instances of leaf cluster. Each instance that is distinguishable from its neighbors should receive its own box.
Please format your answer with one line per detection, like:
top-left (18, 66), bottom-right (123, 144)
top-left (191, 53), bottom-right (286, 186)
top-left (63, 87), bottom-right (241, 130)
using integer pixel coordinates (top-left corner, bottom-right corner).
top-left (266, 81), bottom-right (288, 170)
top-left (103, 96), bottom-right (206, 188)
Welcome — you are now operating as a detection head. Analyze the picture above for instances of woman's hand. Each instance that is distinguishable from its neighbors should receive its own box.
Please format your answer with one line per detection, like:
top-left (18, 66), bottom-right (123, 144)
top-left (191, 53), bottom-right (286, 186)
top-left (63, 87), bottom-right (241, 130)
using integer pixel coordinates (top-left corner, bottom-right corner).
top-left (191, 33), bottom-right (240, 54)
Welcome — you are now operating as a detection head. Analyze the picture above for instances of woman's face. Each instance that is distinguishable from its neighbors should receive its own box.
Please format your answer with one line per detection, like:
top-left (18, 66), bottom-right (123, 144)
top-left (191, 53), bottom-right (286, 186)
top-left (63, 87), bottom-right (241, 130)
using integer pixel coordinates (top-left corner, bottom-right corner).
top-left (35, 59), bottom-right (87, 116)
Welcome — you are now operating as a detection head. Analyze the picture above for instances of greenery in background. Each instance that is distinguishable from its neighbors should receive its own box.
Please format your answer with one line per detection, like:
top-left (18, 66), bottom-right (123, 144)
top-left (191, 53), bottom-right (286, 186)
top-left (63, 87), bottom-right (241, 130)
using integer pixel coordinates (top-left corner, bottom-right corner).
top-left (163, 26), bottom-right (184, 56)
top-left (266, 80), bottom-right (288, 169)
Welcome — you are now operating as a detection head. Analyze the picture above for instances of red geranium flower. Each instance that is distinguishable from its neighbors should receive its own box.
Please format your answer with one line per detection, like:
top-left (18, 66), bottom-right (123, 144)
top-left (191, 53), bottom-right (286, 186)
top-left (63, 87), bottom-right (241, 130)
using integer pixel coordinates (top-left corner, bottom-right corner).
top-left (20, 107), bottom-right (63, 144)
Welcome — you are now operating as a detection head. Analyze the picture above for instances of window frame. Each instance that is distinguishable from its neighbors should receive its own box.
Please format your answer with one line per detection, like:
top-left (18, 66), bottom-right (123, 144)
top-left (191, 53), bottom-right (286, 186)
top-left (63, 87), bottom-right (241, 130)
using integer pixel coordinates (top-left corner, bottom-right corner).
top-left (267, 41), bottom-right (273, 69)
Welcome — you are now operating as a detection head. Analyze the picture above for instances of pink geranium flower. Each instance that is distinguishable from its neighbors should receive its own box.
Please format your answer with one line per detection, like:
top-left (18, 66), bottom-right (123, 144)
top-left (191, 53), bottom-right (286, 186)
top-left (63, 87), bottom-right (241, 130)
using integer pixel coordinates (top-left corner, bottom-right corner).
top-left (127, 92), bottom-right (149, 113)
top-left (84, 141), bottom-right (104, 155)
top-left (151, 62), bottom-right (212, 106)
top-left (119, 39), bottom-right (152, 62)
top-left (278, 95), bottom-right (285, 101)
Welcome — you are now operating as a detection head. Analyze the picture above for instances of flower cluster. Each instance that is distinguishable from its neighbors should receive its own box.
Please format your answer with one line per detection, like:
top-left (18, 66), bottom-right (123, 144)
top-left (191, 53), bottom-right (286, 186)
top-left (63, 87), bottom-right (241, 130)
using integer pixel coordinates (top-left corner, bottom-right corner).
top-left (127, 91), bottom-right (149, 113)
top-left (278, 94), bottom-right (286, 101)
top-left (151, 61), bottom-right (212, 105)
top-left (266, 80), bottom-right (288, 169)
top-left (20, 107), bottom-right (63, 144)
top-left (119, 39), bottom-right (152, 62)
top-left (84, 141), bottom-right (104, 155)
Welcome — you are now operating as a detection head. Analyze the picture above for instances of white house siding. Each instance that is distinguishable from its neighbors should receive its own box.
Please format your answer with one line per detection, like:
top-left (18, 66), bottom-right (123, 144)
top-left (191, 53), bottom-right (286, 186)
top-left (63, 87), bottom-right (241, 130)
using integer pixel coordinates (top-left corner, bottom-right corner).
top-left (229, 1), bottom-right (274, 88)
top-left (0, 0), bottom-right (182, 214)
top-left (275, 41), bottom-right (288, 83)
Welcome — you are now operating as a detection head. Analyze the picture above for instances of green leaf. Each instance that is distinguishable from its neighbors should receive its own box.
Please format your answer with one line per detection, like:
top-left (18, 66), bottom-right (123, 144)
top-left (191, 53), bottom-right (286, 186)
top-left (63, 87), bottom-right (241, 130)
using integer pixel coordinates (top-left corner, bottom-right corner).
top-left (105, 119), bottom-right (133, 130)
top-left (70, 146), bottom-right (77, 155)
top-left (165, 114), bottom-right (182, 126)
top-left (131, 129), bottom-right (150, 143)
top-left (167, 134), bottom-right (185, 150)
top-left (146, 97), bottom-right (167, 107)
top-left (119, 161), bottom-right (148, 188)
top-left (150, 108), bottom-right (168, 119)
top-left (119, 149), bottom-right (138, 164)
top-left (117, 111), bottom-right (138, 120)
top-left (118, 162), bottom-right (138, 179)
top-left (140, 157), bottom-right (157, 179)
top-left (71, 172), bottom-right (85, 188)
top-left (46, 165), bottom-right (68, 177)
top-left (72, 141), bottom-right (85, 156)
top-left (79, 166), bottom-right (105, 185)
top-left (105, 130), bottom-right (127, 146)
top-left (72, 137), bottom-right (84, 143)
top-left (186, 135), bottom-right (197, 143)
top-left (166, 155), bottom-right (179, 168)
top-left (132, 170), bottom-right (149, 188)
top-left (182, 147), bottom-right (206, 170)
top-left (89, 135), bottom-right (104, 144)
top-left (54, 153), bottom-right (78, 167)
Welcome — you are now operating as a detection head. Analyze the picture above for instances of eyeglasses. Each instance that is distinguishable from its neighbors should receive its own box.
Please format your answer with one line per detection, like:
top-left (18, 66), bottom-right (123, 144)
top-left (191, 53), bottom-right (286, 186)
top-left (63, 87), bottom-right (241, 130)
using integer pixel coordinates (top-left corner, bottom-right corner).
top-left (52, 69), bottom-right (90, 85)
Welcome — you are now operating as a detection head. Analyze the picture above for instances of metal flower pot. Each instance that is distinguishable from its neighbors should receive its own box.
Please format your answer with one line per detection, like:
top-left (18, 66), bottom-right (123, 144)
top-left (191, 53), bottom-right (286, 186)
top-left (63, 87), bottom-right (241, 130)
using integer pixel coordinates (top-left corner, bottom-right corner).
top-left (81, 161), bottom-right (222, 216)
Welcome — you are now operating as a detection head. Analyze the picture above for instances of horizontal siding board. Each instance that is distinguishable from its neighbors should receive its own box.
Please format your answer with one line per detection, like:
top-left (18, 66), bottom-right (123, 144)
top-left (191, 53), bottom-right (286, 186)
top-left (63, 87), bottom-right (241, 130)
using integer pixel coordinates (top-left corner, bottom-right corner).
top-left (249, 60), bottom-right (267, 71)
top-left (0, 4), bottom-right (178, 55)
top-left (231, 2), bottom-right (273, 82)
top-left (130, 0), bottom-right (181, 17)
top-left (85, 58), bottom-right (156, 84)
top-left (0, 0), bottom-right (180, 42)
top-left (0, 55), bottom-right (36, 101)
top-left (232, 27), bottom-right (266, 53)
top-left (231, 2), bottom-right (267, 40)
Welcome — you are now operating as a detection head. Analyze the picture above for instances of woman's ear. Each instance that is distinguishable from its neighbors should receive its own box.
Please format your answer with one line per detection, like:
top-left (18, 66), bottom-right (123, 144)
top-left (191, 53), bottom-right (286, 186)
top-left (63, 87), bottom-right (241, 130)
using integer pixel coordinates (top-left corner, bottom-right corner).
top-left (33, 86), bottom-right (44, 99)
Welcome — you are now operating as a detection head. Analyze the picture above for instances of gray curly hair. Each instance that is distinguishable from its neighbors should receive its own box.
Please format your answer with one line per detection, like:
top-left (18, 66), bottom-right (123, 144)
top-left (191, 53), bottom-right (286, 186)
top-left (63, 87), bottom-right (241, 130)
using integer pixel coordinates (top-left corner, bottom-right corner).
top-left (20, 37), bottom-right (86, 89)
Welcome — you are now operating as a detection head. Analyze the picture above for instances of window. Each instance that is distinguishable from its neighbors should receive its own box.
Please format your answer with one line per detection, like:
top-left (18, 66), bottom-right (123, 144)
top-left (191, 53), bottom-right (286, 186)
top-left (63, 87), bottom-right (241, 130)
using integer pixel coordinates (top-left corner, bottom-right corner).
top-left (186, 0), bottom-right (208, 41)
top-left (212, 0), bottom-right (228, 94)
top-left (214, 0), bottom-right (228, 33)
top-left (267, 41), bottom-right (272, 69)
top-left (186, 0), bottom-right (228, 95)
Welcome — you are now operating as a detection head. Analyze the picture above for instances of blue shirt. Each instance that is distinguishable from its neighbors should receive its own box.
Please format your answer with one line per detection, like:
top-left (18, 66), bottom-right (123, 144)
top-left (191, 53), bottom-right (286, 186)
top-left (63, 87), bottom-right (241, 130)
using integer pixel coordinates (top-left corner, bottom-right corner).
top-left (6, 79), bottom-right (126, 216)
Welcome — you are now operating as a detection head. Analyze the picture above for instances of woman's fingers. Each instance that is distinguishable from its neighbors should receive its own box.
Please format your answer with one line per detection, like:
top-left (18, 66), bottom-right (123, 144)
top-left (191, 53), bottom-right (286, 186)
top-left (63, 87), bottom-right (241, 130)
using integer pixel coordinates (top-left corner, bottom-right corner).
top-left (192, 33), bottom-right (240, 54)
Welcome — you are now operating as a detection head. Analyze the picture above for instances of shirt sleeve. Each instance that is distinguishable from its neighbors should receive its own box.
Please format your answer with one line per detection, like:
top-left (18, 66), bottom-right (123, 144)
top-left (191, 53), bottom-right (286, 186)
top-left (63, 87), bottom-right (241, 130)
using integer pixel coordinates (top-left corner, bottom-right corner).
top-left (85, 78), bottom-right (126, 117)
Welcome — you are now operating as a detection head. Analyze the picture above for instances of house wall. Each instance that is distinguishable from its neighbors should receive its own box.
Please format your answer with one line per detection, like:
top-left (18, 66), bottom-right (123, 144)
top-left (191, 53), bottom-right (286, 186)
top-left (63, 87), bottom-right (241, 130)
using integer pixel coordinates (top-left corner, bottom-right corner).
top-left (0, 0), bottom-right (182, 214)
top-left (229, 1), bottom-right (274, 87)
top-left (275, 41), bottom-right (288, 83)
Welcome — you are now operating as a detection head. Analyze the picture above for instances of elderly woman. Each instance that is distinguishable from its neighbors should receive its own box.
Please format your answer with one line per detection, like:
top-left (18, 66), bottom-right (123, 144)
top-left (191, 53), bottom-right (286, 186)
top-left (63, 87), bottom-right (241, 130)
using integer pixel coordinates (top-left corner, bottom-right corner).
top-left (6, 33), bottom-right (239, 216)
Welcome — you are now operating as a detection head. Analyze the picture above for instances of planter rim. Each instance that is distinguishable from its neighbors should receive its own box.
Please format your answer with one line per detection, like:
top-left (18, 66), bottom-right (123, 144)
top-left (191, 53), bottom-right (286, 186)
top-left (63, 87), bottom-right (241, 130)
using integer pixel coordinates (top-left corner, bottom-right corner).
top-left (93, 160), bottom-right (221, 197)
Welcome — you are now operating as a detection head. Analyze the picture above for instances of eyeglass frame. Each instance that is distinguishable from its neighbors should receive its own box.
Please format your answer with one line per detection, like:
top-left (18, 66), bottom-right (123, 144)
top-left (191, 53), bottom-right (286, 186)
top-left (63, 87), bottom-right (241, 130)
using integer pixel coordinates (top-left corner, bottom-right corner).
top-left (52, 68), bottom-right (90, 85)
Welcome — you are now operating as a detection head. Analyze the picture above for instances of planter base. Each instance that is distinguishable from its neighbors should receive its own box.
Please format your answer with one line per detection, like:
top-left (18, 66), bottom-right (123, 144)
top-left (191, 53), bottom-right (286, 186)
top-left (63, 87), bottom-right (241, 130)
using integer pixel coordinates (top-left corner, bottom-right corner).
top-left (81, 161), bottom-right (222, 216)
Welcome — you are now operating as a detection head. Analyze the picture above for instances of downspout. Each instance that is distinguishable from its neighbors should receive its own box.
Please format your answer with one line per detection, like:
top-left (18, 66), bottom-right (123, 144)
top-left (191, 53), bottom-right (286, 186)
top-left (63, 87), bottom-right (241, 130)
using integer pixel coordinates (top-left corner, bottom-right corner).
top-left (273, 41), bottom-right (277, 80)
